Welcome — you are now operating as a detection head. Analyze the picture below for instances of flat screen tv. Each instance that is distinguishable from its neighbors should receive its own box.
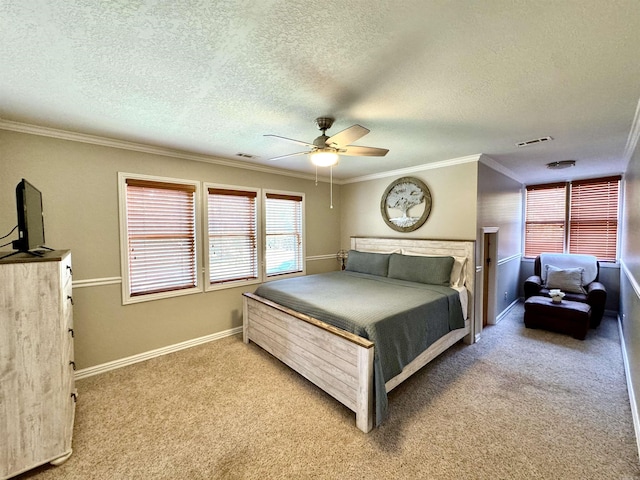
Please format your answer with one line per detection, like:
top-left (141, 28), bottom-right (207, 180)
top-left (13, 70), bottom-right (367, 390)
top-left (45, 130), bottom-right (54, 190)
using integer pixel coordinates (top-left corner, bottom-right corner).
top-left (13, 179), bottom-right (46, 253)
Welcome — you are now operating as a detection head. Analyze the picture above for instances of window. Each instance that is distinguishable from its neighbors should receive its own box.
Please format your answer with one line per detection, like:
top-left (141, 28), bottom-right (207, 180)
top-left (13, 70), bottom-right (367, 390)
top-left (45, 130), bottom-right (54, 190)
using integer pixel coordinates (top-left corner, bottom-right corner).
top-left (524, 183), bottom-right (566, 257)
top-left (524, 176), bottom-right (621, 261)
top-left (264, 192), bottom-right (304, 278)
top-left (569, 176), bottom-right (620, 261)
top-left (205, 185), bottom-right (260, 289)
top-left (119, 173), bottom-right (201, 303)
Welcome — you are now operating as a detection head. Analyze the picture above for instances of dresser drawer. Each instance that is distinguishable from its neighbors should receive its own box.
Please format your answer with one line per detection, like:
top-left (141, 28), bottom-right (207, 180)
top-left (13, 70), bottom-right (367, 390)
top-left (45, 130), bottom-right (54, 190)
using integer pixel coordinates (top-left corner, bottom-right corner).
top-left (62, 292), bottom-right (73, 330)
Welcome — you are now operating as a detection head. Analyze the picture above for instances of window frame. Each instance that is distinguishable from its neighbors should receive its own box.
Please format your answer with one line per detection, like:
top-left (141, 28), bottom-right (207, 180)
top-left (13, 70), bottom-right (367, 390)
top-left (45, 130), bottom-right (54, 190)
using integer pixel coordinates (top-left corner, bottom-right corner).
top-left (523, 176), bottom-right (621, 262)
top-left (118, 172), bottom-right (202, 305)
top-left (203, 183), bottom-right (262, 291)
top-left (263, 189), bottom-right (306, 281)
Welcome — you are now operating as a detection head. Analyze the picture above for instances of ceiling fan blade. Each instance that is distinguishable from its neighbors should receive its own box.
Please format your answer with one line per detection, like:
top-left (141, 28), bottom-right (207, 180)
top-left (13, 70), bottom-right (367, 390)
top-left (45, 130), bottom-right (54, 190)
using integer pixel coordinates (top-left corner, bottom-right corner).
top-left (268, 151), bottom-right (309, 161)
top-left (264, 134), bottom-right (314, 148)
top-left (340, 145), bottom-right (389, 157)
top-left (326, 124), bottom-right (369, 148)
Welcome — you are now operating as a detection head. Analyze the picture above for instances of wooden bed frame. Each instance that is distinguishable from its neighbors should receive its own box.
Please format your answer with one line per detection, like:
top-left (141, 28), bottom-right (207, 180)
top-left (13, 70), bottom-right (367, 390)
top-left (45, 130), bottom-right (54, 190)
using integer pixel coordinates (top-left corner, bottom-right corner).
top-left (243, 237), bottom-right (475, 432)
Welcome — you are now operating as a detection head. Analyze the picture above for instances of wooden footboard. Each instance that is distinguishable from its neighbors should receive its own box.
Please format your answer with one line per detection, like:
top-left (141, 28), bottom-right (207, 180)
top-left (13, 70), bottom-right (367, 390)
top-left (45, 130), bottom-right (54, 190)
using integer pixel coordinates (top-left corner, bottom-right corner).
top-left (243, 292), bottom-right (375, 432)
top-left (243, 292), bottom-right (470, 432)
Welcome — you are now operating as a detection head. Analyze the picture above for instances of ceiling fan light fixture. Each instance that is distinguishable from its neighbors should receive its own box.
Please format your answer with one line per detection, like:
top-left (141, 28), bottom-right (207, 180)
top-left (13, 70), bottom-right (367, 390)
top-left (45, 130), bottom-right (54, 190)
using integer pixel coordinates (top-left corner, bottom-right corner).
top-left (310, 149), bottom-right (339, 167)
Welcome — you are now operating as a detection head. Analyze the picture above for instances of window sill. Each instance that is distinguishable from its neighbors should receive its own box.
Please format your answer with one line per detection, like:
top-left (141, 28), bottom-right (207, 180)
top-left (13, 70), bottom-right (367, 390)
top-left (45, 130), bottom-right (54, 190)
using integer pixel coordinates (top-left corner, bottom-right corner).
top-left (122, 285), bottom-right (203, 305)
top-left (205, 278), bottom-right (262, 292)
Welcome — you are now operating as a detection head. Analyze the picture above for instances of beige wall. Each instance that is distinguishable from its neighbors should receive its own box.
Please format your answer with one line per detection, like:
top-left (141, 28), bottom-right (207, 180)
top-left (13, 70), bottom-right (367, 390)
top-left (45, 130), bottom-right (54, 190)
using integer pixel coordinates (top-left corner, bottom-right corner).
top-left (339, 161), bottom-right (478, 247)
top-left (0, 130), bottom-right (341, 368)
top-left (476, 161), bottom-right (523, 325)
top-left (476, 161), bottom-right (523, 260)
top-left (1, 129), bottom-right (480, 370)
top-left (339, 161), bottom-right (479, 337)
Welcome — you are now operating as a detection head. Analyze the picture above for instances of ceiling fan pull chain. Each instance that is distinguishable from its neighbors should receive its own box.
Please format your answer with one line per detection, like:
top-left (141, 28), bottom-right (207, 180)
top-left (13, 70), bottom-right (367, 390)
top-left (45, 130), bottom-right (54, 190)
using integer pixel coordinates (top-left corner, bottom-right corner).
top-left (330, 166), bottom-right (333, 209)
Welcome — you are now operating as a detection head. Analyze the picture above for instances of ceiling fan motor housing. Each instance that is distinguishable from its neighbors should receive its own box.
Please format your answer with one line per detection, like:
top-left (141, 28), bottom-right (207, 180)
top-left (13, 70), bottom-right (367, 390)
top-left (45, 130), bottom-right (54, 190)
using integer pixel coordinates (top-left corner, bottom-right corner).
top-left (314, 118), bottom-right (336, 149)
top-left (313, 134), bottom-right (331, 148)
top-left (315, 117), bottom-right (335, 132)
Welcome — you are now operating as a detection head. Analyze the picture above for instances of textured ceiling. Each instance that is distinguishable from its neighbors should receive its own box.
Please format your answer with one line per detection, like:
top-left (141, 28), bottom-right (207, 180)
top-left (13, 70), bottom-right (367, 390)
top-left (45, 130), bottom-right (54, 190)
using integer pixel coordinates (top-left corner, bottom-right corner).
top-left (1, 1), bottom-right (640, 184)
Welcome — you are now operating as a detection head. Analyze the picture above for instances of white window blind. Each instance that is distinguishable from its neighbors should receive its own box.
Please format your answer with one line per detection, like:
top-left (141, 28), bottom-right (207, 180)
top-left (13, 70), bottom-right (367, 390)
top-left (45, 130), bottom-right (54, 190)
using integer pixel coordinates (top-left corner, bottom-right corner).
top-left (125, 178), bottom-right (197, 296)
top-left (569, 176), bottom-right (620, 262)
top-left (525, 183), bottom-right (566, 258)
top-left (265, 193), bottom-right (303, 277)
top-left (208, 188), bottom-right (258, 284)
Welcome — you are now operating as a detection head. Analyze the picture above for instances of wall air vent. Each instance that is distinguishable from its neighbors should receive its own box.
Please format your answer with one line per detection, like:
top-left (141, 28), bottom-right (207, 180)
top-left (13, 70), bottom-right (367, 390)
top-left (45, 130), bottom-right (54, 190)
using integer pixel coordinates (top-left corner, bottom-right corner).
top-left (516, 136), bottom-right (553, 147)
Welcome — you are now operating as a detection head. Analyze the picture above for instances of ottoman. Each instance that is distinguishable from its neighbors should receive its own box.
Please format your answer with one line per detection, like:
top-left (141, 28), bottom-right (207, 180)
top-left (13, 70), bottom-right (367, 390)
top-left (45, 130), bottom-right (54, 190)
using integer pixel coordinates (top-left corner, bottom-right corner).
top-left (524, 296), bottom-right (592, 340)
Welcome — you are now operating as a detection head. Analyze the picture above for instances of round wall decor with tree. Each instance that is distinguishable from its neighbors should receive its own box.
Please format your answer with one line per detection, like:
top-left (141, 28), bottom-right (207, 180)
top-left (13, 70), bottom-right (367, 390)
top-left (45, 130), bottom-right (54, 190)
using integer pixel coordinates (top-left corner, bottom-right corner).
top-left (380, 176), bottom-right (432, 232)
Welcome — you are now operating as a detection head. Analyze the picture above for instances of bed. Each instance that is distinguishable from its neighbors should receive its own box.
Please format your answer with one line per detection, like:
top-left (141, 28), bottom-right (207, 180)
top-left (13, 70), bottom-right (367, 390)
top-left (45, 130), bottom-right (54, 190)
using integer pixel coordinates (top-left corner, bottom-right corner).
top-left (242, 237), bottom-right (475, 432)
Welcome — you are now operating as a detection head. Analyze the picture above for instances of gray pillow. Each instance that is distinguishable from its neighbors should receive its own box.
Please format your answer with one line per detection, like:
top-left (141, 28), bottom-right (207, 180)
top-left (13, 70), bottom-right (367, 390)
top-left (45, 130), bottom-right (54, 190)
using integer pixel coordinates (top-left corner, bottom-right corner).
top-left (344, 250), bottom-right (390, 277)
top-left (545, 265), bottom-right (586, 294)
top-left (388, 253), bottom-right (454, 286)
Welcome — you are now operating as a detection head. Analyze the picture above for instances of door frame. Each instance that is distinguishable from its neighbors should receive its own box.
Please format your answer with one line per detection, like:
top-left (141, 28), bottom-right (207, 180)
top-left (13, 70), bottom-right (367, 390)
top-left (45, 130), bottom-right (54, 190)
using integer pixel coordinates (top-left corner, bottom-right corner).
top-left (481, 227), bottom-right (499, 327)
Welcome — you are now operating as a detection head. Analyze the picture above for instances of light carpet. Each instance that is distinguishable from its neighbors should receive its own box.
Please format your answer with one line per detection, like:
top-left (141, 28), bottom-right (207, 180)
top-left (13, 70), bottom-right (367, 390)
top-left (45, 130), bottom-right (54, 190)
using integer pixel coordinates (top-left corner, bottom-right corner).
top-left (17, 303), bottom-right (640, 479)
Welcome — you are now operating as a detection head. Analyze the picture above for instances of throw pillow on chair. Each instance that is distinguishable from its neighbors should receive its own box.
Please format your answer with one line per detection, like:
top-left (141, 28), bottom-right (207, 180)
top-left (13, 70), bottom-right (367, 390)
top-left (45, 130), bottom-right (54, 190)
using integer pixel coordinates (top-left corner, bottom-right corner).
top-left (544, 265), bottom-right (587, 294)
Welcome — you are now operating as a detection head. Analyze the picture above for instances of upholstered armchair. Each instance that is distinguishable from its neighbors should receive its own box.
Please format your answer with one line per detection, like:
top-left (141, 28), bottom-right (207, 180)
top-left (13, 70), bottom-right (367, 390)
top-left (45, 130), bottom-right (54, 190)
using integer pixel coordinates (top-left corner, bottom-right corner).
top-left (524, 253), bottom-right (607, 327)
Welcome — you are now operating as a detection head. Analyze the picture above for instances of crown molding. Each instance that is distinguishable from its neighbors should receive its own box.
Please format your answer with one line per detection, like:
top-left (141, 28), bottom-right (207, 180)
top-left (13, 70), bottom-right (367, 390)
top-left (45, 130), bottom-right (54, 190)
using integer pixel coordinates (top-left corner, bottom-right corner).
top-left (623, 97), bottom-right (640, 167)
top-left (341, 154), bottom-right (482, 184)
top-left (0, 118), bottom-right (329, 183)
top-left (478, 154), bottom-right (523, 184)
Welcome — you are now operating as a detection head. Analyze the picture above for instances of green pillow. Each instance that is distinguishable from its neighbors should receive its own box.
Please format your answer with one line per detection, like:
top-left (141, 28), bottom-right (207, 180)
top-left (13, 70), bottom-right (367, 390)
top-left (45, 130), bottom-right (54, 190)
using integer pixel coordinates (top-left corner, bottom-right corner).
top-left (345, 250), bottom-right (391, 277)
top-left (388, 253), bottom-right (454, 286)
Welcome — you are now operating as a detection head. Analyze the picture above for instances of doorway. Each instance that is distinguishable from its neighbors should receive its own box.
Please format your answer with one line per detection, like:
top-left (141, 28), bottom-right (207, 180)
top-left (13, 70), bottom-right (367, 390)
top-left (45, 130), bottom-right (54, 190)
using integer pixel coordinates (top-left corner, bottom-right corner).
top-left (482, 228), bottom-right (498, 327)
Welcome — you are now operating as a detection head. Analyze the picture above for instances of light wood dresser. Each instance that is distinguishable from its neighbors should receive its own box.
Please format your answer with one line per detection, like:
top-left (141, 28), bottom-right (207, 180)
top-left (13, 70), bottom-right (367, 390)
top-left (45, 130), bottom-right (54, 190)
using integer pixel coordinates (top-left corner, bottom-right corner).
top-left (0, 250), bottom-right (76, 479)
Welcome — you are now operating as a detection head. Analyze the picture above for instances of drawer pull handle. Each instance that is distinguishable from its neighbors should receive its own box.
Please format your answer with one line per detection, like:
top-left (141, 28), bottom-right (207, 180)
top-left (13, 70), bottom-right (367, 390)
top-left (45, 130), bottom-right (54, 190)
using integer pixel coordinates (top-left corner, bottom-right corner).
top-left (69, 361), bottom-right (76, 370)
top-left (67, 295), bottom-right (74, 305)
top-left (68, 328), bottom-right (74, 338)
top-left (66, 265), bottom-right (73, 275)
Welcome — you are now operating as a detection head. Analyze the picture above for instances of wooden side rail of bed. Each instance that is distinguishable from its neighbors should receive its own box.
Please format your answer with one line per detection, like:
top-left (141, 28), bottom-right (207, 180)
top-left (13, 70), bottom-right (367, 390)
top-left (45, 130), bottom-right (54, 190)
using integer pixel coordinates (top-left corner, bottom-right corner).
top-left (384, 317), bottom-right (471, 392)
top-left (243, 292), bottom-right (375, 432)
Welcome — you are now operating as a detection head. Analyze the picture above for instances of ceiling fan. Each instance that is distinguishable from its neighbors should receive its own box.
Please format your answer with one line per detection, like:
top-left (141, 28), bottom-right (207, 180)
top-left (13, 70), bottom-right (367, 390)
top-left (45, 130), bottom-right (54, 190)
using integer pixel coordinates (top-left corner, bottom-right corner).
top-left (265, 117), bottom-right (389, 167)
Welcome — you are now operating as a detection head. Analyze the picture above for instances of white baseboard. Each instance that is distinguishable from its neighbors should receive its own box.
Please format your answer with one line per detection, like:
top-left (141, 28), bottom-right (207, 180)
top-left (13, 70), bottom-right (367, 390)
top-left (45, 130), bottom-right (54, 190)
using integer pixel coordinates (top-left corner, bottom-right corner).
top-left (618, 315), bottom-right (640, 459)
top-left (493, 299), bottom-right (521, 325)
top-left (75, 326), bottom-right (243, 380)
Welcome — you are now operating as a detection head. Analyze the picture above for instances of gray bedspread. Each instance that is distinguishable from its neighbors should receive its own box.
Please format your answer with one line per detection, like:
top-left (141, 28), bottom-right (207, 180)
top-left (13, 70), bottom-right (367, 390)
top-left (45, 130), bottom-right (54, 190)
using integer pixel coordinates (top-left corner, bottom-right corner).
top-left (253, 271), bottom-right (465, 425)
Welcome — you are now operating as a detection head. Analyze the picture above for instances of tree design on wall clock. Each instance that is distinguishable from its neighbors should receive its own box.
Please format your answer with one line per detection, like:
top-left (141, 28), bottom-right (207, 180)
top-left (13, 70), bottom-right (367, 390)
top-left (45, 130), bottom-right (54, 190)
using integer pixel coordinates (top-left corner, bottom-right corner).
top-left (380, 177), bottom-right (432, 232)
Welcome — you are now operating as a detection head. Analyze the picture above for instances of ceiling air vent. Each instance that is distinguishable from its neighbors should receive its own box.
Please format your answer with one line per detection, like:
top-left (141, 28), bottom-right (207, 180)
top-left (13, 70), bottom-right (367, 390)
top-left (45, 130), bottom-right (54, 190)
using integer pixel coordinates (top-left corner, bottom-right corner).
top-left (516, 136), bottom-right (553, 147)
